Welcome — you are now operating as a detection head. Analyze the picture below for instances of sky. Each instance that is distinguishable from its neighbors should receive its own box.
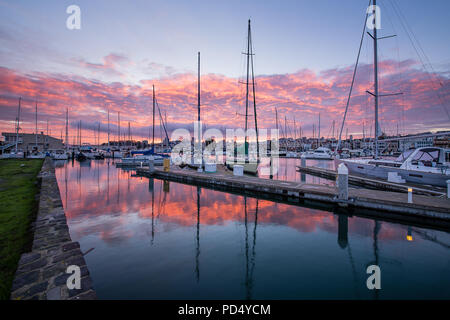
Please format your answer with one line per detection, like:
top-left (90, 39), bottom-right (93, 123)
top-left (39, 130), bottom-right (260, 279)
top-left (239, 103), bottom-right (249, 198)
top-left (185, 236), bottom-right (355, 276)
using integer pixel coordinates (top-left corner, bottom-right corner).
top-left (0, 0), bottom-right (449, 143)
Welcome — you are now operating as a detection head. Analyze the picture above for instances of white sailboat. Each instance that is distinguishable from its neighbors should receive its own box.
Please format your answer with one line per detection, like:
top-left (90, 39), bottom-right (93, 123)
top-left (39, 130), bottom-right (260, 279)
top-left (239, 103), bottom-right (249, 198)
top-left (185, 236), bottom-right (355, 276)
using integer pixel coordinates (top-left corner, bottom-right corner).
top-left (336, 1), bottom-right (450, 187)
top-left (302, 147), bottom-right (333, 160)
top-left (338, 147), bottom-right (449, 187)
top-left (29, 100), bottom-right (45, 159)
top-left (51, 149), bottom-right (68, 160)
top-left (226, 19), bottom-right (260, 175)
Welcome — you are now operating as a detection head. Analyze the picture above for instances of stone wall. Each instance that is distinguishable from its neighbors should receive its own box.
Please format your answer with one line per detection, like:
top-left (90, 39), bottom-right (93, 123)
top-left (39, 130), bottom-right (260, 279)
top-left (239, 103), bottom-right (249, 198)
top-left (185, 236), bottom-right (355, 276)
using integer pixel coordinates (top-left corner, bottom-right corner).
top-left (10, 158), bottom-right (96, 300)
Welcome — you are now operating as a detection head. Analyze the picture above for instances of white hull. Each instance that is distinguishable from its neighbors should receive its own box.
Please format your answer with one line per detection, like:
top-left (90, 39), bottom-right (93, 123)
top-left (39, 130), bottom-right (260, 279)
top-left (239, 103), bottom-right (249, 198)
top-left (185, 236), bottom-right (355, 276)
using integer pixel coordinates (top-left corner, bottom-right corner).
top-left (112, 151), bottom-right (123, 158)
top-left (338, 159), bottom-right (450, 187)
top-left (119, 155), bottom-right (164, 166)
top-left (53, 154), bottom-right (68, 160)
top-left (302, 147), bottom-right (334, 160)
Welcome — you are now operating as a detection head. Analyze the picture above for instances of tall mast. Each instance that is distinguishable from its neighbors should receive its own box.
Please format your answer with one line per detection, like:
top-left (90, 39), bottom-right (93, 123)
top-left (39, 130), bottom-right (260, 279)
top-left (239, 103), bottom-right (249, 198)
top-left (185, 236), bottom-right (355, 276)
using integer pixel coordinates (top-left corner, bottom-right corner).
top-left (165, 111), bottom-right (167, 147)
top-left (128, 121), bottom-right (130, 147)
top-left (249, 22), bottom-right (259, 159)
top-left (198, 52), bottom-right (201, 123)
top-left (107, 107), bottom-right (110, 148)
top-left (363, 120), bottom-right (366, 142)
top-left (197, 51), bottom-right (202, 161)
top-left (15, 97), bottom-right (21, 153)
top-left (65, 108), bottom-right (68, 152)
top-left (275, 108), bottom-right (278, 131)
top-left (118, 111), bottom-right (120, 147)
top-left (35, 101), bottom-right (38, 149)
top-left (244, 20), bottom-right (251, 148)
top-left (293, 117), bottom-right (297, 140)
top-left (152, 85), bottom-right (155, 148)
top-left (318, 113), bottom-right (321, 147)
top-left (373, 0), bottom-right (379, 159)
top-left (332, 120), bottom-right (335, 140)
top-left (284, 115), bottom-right (287, 151)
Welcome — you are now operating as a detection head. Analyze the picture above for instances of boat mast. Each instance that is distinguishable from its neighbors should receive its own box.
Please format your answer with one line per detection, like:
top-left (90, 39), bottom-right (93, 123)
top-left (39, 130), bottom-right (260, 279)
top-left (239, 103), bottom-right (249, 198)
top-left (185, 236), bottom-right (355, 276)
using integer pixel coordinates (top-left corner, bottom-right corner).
top-left (107, 107), bottom-right (110, 148)
top-left (15, 97), bottom-right (21, 153)
top-left (363, 120), bottom-right (365, 144)
top-left (275, 108), bottom-right (278, 131)
top-left (198, 51), bottom-right (202, 162)
top-left (244, 20), bottom-right (251, 148)
top-left (35, 101), bottom-right (38, 150)
top-left (65, 108), bottom-right (68, 153)
top-left (318, 113), bottom-right (321, 147)
top-left (118, 111), bottom-right (120, 147)
top-left (284, 116), bottom-right (287, 150)
top-left (373, 0), bottom-right (379, 159)
top-left (152, 85), bottom-right (155, 149)
top-left (128, 122), bottom-right (130, 147)
top-left (249, 22), bottom-right (259, 159)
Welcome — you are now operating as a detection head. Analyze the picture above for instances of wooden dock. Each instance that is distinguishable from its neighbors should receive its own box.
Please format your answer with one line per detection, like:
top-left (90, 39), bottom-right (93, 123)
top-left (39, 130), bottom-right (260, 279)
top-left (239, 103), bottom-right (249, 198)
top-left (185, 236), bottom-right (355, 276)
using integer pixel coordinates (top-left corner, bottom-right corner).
top-left (136, 166), bottom-right (450, 228)
top-left (296, 165), bottom-right (446, 197)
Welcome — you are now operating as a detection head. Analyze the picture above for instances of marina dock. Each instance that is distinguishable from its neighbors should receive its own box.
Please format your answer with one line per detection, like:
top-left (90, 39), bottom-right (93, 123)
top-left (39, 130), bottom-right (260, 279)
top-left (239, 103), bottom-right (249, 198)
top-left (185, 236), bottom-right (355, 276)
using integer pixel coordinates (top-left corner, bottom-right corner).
top-left (136, 166), bottom-right (450, 228)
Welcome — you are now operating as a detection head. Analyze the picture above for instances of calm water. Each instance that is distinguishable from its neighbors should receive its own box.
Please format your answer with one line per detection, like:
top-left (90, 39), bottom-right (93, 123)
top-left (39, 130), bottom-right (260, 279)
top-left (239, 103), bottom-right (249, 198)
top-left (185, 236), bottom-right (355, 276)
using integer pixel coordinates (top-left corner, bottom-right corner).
top-left (54, 159), bottom-right (450, 299)
top-left (258, 157), bottom-right (335, 185)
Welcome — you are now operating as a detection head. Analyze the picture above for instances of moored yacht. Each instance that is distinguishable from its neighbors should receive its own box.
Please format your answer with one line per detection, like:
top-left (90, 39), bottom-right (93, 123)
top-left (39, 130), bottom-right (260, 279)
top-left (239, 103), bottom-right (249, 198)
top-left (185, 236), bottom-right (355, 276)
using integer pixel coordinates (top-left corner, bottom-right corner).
top-left (302, 147), bottom-right (333, 160)
top-left (50, 149), bottom-right (68, 160)
top-left (337, 147), bottom-right (450, 187)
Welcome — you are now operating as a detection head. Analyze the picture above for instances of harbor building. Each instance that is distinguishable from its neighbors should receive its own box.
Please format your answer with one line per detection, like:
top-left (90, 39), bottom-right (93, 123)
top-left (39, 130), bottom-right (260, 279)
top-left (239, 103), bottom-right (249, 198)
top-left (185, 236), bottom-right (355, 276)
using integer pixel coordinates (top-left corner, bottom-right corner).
top-left (1, 132), bottom-right (64, 153)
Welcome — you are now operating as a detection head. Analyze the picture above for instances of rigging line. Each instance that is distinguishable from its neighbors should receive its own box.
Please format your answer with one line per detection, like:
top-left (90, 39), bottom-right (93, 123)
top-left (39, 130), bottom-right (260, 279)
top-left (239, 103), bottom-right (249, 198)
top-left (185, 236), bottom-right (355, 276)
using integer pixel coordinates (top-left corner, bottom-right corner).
top-left (336, 0), bottom-right (372, 153)
top-left (392, 0), bottom-right (442, 86)
top-left (155, 98), bottom-right (170, 143)
top-left (380, 0), bottom-right (403, 134)
top-left (389, 0), bottom-right (450, 121)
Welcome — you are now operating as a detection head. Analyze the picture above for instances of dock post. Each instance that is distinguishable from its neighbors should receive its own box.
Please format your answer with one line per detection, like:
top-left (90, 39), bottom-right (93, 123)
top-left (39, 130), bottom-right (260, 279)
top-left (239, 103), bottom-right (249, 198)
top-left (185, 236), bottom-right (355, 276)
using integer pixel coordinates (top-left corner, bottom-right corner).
top-left (408, 187), bottom-right (413, 203)
top-left (149, 156), bottom-right (154, 174)
top-left (301, 154), bottom-right (306, 167)
top-left (300, 154), bottom-right (306, 182)
top-left (337, 163), bottom-right (348, 201)
top-left (447, 180), bottom-right (450, 199)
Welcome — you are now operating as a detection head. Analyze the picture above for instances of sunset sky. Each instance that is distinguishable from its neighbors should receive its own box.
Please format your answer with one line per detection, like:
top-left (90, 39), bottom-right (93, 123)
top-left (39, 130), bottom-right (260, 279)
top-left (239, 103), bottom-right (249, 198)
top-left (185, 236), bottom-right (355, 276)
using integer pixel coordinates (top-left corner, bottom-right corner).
top-left (0, 0), bottom-right (449, 143)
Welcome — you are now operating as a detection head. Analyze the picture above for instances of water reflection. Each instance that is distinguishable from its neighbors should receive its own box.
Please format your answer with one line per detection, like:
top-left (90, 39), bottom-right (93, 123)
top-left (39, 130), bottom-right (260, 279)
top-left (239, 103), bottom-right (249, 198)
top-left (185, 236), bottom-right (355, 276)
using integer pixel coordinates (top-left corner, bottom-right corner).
top-left (258, 158), bottom-right (335, 185)
top-left (55, 160), bottom-right (450, 299)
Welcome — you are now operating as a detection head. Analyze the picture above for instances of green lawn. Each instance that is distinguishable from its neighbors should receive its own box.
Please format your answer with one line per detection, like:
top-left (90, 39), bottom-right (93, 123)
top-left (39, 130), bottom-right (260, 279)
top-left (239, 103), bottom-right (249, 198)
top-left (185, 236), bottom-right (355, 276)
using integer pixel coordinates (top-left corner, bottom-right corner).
top-left (0, 159), bottom-right (43, 300)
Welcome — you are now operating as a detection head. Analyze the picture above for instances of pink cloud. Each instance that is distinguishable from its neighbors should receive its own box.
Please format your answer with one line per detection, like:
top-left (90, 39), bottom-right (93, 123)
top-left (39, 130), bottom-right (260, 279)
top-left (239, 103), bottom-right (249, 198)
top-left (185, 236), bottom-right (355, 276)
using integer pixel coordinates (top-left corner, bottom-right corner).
top-left (0, 58), bottom-right (449, 143)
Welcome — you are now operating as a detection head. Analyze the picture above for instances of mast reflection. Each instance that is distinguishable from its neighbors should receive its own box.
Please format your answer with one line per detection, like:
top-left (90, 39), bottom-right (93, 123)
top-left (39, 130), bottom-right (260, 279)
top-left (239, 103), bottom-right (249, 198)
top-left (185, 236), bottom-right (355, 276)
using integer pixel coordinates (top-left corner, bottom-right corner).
top-left (195, 186), bottom-right (201, 283)
top-left (244, 197), bottom-right (258, 300)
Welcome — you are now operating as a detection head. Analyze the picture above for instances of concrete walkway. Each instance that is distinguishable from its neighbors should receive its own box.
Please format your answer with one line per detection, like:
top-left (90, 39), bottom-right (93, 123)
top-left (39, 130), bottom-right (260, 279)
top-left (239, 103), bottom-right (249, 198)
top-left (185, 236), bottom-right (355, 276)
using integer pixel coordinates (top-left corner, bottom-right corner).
top-left (10, 158), bottom-right (96, 300)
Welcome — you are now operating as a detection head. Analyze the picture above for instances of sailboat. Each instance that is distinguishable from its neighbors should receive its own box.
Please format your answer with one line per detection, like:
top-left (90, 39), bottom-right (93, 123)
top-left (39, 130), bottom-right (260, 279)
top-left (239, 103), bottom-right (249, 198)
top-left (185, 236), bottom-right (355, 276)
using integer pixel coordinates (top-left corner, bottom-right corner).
top-left (28, 101), bottom-right (46, 159)
top-left (5, 98), bottom-right (25, 158)
top-left (337, 0), bottom-right (450, 187)
top-left (120, 85), bottom-right (165, 166)
top-left (226, 19), bottom-right (260, 175)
